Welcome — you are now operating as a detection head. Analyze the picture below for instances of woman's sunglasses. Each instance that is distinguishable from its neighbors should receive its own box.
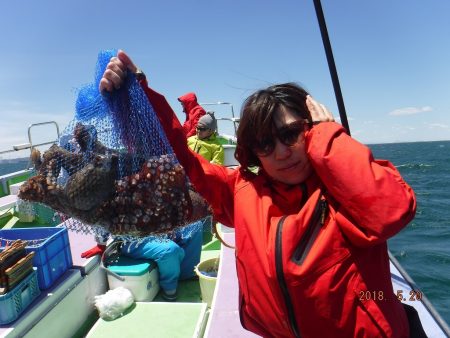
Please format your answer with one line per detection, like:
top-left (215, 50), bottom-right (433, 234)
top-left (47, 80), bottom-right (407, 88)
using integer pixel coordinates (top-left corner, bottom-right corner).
top-left (196, 126), bottom-right (209, 132)
top-left (254, 120), bottom-right (309, 156)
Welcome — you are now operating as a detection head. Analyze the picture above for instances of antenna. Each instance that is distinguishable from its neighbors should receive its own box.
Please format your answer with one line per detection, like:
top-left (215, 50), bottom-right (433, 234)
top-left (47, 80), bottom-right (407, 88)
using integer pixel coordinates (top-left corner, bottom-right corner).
top-left (313, 0), bottom-right (351, 135)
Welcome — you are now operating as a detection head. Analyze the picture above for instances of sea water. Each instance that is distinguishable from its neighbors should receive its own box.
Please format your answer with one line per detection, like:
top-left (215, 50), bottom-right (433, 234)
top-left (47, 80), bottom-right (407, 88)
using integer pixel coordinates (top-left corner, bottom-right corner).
top-left (1, 141), bottom-right (449, 325)
top-left (0, 158), bottom-right (29, 176)
top-left (369, 140), bottom-right (450, 325)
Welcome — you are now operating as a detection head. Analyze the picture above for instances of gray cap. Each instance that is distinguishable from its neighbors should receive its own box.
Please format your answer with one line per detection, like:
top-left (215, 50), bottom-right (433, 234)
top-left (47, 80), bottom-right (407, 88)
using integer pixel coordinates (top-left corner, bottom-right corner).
top-left (198, 111), bottom-right (217, 131)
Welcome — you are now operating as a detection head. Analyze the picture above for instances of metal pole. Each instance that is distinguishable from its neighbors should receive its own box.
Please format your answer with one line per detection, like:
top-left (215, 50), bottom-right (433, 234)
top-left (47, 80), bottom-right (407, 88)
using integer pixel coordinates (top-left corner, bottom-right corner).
top-left (313, 0), bottom-right (351, 135)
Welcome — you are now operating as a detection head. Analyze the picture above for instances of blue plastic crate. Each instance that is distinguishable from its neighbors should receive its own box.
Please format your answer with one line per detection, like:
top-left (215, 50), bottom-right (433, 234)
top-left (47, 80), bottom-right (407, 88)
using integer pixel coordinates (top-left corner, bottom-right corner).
top-left (0, 227), bottom-right (73, 290)
top-left (0, 269), bottom-right (40, 325)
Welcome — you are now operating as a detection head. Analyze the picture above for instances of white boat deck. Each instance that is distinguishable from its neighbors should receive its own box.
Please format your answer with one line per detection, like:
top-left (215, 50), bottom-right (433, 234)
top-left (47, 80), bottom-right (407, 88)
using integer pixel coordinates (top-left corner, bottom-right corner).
top-left (205, 232), bottom-right (258, 337)
top-left (390, 258), bottom-right (449, 338)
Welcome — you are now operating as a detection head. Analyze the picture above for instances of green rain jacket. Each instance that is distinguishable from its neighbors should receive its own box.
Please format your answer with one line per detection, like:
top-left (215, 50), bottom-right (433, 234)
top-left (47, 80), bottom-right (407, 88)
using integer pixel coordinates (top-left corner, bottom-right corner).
top-left (187, 134), bottom-right (224, 165)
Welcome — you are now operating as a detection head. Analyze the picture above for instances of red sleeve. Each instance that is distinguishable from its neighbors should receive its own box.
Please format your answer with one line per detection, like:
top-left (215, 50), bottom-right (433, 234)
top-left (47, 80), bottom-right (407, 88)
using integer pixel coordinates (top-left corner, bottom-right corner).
top-left (305, 122), bottom-right (416, 246)
top-left (139, 79), bottom-right (235, 226)
top-left (183, 106), bottom-right (206, 138)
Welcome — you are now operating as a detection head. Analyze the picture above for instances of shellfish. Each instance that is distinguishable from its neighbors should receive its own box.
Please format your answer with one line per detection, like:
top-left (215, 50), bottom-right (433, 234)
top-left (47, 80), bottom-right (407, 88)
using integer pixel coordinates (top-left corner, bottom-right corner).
top-left (19, 124), bottom-right (211, 237)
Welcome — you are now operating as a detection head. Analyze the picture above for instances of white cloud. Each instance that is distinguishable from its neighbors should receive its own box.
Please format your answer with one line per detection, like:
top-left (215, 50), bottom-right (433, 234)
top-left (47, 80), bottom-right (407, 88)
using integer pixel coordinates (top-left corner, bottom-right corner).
top-left (428, 123), bottom-right (449, 129)
top-left (352, 129), bottom-right (362, 137)
top-left (388, 106), bottom-right (432, 116)
top-left (0, 100), bottom-right (24, 109)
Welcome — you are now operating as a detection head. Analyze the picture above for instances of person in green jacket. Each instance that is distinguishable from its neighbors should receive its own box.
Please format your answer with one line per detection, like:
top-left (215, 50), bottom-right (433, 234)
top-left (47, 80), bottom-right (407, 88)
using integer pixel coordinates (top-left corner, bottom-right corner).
top-left (187, 111), bottom-right (224, 165)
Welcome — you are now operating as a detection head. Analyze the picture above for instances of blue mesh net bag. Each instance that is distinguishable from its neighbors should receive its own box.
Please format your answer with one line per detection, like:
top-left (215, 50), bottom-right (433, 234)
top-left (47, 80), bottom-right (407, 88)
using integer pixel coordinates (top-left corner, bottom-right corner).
top-left (18, 50), bottom-right (210, 240)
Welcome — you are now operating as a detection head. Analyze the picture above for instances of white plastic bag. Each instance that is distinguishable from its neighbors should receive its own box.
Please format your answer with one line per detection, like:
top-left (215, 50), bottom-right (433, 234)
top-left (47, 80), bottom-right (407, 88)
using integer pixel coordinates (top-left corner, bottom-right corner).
top-left (94, 287), bottom-right (134, 320)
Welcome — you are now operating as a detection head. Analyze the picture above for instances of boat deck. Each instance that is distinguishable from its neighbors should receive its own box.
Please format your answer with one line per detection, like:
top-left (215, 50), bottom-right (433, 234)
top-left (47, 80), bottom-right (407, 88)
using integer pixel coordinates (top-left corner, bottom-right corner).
top-left (87, 302), bottom-right (208, 338)
top-left (84, 243), bottom-right (220, 338)
top-left (204, 232), bottom-right (258, 338)
top-left (390, 258), bottom-right (450, 338)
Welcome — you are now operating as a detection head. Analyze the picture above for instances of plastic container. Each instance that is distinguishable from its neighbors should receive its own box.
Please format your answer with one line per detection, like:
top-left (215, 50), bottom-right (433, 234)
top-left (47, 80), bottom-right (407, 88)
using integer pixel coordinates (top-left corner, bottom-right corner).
top-left (16, 200), bottom-right (35, 223)
top-left (0, 269), bottom-right (40, 325)
top-left (106, 255), bottom-right (159, 302)
top-left (195, 257), bottom-right (219, 307)
top-left (0, 227), bottom-right (73, 290)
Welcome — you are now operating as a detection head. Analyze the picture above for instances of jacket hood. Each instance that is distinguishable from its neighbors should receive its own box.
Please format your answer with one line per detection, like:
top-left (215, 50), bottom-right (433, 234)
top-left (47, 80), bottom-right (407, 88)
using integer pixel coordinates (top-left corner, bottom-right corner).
top-left (178, 92), bottom-right (198, 112)
top-left (197, 111), bottom-right (217, 131)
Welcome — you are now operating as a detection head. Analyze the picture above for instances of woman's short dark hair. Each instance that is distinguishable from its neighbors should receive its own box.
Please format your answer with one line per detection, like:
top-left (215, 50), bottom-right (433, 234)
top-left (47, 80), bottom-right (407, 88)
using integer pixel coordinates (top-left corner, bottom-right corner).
top-left (235, 83), bottom-right (310, 173)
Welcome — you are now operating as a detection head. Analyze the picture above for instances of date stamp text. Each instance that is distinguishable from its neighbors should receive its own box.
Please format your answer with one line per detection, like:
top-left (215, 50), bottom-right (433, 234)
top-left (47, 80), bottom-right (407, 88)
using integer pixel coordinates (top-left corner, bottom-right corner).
top-left (358, 290), bottom-right (423, 302)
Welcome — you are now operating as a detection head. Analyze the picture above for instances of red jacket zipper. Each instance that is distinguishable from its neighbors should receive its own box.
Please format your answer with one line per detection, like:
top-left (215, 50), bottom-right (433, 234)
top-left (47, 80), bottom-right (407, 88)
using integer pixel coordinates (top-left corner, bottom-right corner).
top-left (274, 194), bottom-right (328, 337)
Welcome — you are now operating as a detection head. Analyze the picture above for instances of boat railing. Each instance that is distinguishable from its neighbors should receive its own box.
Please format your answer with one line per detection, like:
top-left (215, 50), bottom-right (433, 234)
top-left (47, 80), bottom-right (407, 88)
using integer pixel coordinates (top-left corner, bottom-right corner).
top-left (199, 102), bottom-right (240, 136)
top-left (389, 251), bottom-right (450, 336)
top-left (0, 121), bottom-right (60, 196)
top-left (0, 121), bottom-right (60, 156)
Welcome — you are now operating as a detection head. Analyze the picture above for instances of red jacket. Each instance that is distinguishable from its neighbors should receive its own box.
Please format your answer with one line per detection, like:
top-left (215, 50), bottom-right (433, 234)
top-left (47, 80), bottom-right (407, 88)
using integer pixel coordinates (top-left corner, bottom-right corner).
top-left (141, 81), bottom-right (416, 338)
top-left (178, 92), bottom-right (206, 137)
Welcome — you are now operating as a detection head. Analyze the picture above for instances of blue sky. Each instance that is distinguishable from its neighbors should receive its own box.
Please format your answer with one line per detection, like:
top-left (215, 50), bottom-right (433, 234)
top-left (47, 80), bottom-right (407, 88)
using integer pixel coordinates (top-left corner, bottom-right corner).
top-left (1, 0), bottom-right (449, 153)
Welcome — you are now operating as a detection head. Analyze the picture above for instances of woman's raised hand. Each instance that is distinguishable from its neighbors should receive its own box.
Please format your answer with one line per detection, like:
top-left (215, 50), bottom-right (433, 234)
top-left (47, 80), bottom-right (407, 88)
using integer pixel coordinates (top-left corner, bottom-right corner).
top-left (306, 95), bottom-right (335, 123)
top-left (99, 50), bottom-right (139, 92)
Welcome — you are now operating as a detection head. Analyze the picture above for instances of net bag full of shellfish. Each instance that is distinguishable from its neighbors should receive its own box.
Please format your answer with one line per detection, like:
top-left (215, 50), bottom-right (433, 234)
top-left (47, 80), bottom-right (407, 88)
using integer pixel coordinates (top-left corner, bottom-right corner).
top-left (18, 49), bottom-right (210, 241)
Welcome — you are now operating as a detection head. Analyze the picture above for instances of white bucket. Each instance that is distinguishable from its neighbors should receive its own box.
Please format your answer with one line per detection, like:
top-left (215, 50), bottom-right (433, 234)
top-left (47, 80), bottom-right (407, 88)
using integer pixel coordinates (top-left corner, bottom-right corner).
top-left (195, 257), bottom-right (219, 307)
top-left (16, 200), bottom-right (35, 222)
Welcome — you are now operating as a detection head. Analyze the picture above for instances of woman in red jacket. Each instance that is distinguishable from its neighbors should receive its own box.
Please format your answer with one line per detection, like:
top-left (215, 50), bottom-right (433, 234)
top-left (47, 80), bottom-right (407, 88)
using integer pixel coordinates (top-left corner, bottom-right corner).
top-left (100, 50), bottom-right (421, 338)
